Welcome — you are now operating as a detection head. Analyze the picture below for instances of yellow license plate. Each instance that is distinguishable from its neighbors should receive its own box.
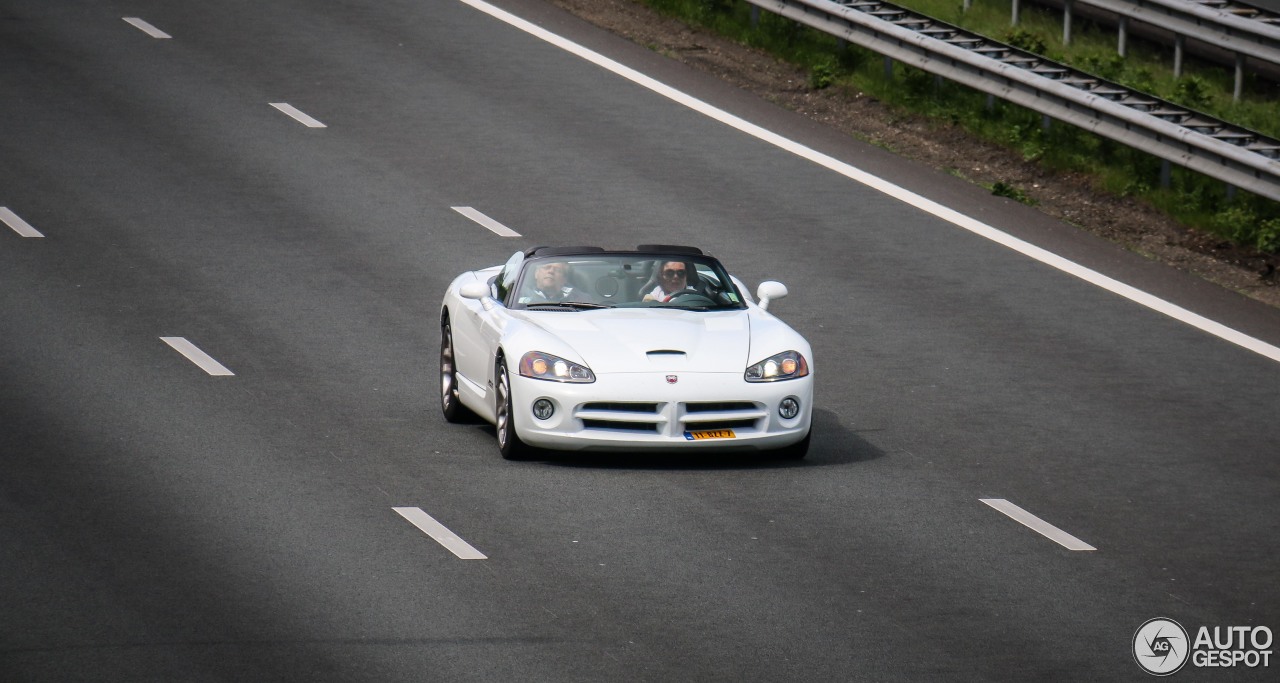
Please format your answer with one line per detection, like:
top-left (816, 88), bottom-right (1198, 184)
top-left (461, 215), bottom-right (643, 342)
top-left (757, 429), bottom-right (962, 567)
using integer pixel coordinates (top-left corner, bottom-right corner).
top-left (684, 429), bottom-right (736, 440)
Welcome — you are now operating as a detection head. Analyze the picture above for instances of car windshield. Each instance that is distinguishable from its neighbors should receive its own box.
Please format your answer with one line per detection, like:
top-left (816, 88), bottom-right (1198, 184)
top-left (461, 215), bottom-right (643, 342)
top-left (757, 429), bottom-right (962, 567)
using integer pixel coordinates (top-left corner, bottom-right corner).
top-left (510, 253), bottom-right (747, 311)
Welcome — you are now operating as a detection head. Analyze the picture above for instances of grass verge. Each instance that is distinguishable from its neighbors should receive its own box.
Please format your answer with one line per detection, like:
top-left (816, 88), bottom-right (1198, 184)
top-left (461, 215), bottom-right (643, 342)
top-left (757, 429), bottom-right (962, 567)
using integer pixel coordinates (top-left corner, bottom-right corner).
top-left (639, 0), bottom-right (1280, 253)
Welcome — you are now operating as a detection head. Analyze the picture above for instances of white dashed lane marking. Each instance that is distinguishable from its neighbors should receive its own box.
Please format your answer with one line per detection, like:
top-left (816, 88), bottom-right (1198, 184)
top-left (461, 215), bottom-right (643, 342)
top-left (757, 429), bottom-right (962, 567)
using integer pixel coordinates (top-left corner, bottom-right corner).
top-left (123, 17), bottom-right (171, 39)
top-left (394, 507), bottom-right (487, 559)
top-left (1, 208), bottom-right (43, 238)
top-left (452, 207), bottom-right (521, 237)
top-left (981, 498), bottom-right (1096, 551)
top-left (160, 337), bottom-right (235, 376)
top-left (270, 103), bottom-right (326, 128)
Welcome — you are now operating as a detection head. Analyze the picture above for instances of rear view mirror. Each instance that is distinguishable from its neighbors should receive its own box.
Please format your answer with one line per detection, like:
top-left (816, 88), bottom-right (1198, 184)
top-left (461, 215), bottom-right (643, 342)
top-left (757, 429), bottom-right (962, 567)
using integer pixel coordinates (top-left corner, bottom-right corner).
top-left (756, 281), bottom-right (788, 311)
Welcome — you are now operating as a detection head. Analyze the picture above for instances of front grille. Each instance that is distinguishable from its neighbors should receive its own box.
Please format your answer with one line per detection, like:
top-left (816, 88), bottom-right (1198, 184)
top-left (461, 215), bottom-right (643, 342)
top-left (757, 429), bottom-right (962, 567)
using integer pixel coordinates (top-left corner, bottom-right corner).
top-left (680, 401), bottom-right (764, 433)
top-left (574, 401), bottom-right (766, 436)
top-left (581, 402), bottom-right (660, 413)
top-left (684, 401), bottom-right (756, 413)
top-left (577, 402), bottom-right (665, 434)
top-left (682, 418), bottom-right (758, 432)
top-left (582, 420), bottom-right (659, 432)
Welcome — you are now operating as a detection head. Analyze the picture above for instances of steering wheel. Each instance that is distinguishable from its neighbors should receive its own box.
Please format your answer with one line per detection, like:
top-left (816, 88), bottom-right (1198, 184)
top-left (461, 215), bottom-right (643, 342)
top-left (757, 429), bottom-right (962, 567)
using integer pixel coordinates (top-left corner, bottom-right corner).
top-left (666, 291), bottom-right (716, 307)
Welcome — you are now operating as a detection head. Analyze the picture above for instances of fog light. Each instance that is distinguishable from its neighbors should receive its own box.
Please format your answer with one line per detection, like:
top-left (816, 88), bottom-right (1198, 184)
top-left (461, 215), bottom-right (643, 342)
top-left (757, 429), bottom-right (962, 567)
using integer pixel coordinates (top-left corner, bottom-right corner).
top-left (532, 398), bottom-right (555, 420)
top-left (779, 397), bottom-right (800, 420)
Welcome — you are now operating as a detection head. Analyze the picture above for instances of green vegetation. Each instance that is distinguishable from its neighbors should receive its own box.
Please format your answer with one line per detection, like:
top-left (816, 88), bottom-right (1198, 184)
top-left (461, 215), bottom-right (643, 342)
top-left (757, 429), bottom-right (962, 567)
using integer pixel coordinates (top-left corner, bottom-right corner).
top-left (989, 180), bottom-right (1038, 206)
top-left (639, 0), bottom-right (1280, 253)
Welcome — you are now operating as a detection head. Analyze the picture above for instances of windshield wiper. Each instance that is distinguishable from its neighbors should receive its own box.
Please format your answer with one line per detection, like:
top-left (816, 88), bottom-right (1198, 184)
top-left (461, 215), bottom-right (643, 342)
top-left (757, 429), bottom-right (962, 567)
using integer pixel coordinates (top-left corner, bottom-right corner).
top-left (524, 302), bottom-right (612, 310)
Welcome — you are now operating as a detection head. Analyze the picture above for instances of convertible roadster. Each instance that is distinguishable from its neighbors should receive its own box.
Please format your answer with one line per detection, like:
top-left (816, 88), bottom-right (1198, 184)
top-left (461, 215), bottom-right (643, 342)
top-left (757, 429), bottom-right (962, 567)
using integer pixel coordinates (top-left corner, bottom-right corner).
top-left (438, 245), bottom-right (813, 460)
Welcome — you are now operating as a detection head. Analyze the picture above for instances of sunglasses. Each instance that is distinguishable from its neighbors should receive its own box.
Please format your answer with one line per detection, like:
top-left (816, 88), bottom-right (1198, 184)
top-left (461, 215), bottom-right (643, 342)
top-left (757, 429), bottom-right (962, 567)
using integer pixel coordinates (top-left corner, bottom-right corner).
top-left (662, 268), bottom-right (687, 278)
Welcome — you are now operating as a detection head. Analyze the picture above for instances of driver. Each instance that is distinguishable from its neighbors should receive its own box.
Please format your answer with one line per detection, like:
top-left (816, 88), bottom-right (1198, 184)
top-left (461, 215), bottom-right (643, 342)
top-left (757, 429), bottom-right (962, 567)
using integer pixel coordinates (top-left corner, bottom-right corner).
top-left (643, 260), bottom-right (698, 302)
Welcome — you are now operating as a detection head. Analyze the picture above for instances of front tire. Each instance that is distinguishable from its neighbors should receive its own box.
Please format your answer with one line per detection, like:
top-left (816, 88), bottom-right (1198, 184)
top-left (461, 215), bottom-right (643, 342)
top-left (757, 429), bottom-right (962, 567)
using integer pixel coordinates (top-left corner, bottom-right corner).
top-left (440, 318), bottom-right (472, 423)
top-left (495, 359), bottom-right (531, 460)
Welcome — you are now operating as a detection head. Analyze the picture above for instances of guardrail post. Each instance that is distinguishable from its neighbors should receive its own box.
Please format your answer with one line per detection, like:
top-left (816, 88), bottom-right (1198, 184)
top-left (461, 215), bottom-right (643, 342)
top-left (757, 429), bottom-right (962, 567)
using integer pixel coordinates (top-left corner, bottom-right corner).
top-left (964, 0), bottom-right (972, 12)
top-left (751, 5), bottom-right (760, 29)
top-left (1118, 17), bottom-right (1128, 58)
top-left (884, 55), bottom-right (894, 79)
top-left (1063, 0), bottom-right (1074, 46)
top-left (1012, 0), bottom-right (1020, 26)
top-left (1174, 34), bottom-right (1185, 79)
top-left (1234, 53), bottom-right (1244, 102)
top-left (1161, 160), bottom-right (1171, 190)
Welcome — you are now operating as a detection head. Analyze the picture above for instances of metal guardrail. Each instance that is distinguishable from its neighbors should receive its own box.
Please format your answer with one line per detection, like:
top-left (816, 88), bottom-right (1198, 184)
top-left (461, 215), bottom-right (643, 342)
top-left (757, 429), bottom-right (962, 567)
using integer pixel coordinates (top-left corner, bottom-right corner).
top-left (1015, 0), bottom-right (1280, 99)
top-left (745, 0), bottom-right (1280, 201)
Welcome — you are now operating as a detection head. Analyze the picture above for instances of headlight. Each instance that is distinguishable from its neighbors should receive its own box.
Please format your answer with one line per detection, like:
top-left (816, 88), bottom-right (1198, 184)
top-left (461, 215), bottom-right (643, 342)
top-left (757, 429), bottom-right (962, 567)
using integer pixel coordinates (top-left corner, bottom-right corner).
top-left (745, 350), bottom-right (809, 382)
top-left (519, 351), bottom-right (595, 383)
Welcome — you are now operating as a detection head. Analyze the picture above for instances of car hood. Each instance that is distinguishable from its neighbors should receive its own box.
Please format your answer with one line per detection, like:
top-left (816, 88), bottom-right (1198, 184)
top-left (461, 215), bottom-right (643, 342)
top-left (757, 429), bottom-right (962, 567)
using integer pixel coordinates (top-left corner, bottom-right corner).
top-left (522, 309), bottom-right (752, 374)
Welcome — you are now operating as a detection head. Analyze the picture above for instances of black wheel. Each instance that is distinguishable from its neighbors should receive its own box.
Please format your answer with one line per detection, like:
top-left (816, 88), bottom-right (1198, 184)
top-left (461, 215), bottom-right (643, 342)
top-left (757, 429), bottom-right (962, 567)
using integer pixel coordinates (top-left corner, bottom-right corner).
top-left (495, 359), bottom-right (531, 460)
top-left (440, 319), bottom-right (472, 423)
top-left (775, 429), bottom-right (810, 461)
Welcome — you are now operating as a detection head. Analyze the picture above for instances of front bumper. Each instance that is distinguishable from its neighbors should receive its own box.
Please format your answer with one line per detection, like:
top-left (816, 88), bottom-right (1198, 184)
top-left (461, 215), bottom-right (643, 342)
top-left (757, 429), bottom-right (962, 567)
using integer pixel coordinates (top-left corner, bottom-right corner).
top-left (509, 371), bottom-right (813, 452)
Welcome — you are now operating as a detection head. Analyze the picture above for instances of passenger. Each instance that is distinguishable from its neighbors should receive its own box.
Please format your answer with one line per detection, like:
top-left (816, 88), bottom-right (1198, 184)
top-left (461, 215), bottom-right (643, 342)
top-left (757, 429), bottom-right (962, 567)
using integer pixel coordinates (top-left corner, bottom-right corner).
top-left (643, 260), bottom-right (698, 302)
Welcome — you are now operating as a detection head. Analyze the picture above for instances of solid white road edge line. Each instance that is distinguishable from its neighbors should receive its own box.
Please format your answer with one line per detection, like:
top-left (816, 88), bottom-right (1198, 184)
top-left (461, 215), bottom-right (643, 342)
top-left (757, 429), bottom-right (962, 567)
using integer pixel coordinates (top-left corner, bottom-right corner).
top-left (269, 103), bottom-right (327, 128)
top-left (393, 506), bottom-right (488, 559)
top-left (457, 0), bottom-right (1280, 366)
top-left (160, 337), bottom-right (235, 376)
top-left (0, 207), bottom-right (44, 238)
top-left (123, 17), bottom-right (172, 39)
top-left (981, 498), bottom-right (1096, 551)
top-left (452, 206), bottom-right (522, 237)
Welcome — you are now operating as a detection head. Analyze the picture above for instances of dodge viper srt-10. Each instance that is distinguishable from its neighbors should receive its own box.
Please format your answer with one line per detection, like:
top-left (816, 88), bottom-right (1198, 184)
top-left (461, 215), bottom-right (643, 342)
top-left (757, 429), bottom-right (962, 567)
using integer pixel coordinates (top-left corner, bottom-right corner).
top-left (439, 245), bottom-right (813, 460)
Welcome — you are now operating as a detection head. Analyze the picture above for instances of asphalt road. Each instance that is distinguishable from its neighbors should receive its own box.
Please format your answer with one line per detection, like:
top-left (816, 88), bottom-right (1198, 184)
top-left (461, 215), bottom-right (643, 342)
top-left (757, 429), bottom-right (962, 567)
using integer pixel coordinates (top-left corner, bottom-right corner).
top-left (2, 0), bottom-right (1278, 681)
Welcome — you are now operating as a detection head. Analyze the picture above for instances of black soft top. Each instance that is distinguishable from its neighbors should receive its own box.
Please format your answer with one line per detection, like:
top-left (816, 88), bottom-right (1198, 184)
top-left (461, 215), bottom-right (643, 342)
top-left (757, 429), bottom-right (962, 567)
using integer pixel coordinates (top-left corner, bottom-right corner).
top-left (524, 244), bottom-right (706, 258)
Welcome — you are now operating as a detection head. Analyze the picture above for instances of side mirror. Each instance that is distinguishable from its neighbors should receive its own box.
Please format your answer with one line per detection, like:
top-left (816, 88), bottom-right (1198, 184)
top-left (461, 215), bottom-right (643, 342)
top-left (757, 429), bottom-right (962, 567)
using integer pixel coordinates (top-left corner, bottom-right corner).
top-left (756, 281), bottom-right (788, 311)
top-left (460, 281), bottom-right (498, 310)
top-left (460, 282), bottom-right (490, 300)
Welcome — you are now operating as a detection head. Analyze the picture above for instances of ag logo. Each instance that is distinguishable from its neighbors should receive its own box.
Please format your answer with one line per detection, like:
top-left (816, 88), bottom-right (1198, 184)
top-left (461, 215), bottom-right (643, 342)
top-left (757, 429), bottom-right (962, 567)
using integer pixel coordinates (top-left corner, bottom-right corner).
top-left (1134, 618), bottom-right (1190, 676)
top-left (665, 375), bottom-right (678, 384)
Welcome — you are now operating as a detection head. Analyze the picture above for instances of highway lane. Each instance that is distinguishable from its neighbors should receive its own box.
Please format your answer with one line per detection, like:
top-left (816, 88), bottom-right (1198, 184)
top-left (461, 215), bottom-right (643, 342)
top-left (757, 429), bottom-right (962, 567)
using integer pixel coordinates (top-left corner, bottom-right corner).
top-left (1, 0), bottom-right (1278, 680)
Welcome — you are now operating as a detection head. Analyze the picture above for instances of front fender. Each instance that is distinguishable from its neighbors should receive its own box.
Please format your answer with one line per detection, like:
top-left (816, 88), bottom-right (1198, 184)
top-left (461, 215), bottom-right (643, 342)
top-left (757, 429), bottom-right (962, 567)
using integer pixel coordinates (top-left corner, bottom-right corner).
top-left (497, 316), bottom-right (593, 375)
top-left (746, 310), bottom-right (815, 371)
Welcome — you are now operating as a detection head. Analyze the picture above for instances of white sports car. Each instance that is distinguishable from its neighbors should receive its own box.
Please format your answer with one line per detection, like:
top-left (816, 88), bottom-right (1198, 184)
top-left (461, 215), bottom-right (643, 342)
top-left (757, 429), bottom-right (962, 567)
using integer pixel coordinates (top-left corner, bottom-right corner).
top-left (438, 245), bottom-right (813, 460)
